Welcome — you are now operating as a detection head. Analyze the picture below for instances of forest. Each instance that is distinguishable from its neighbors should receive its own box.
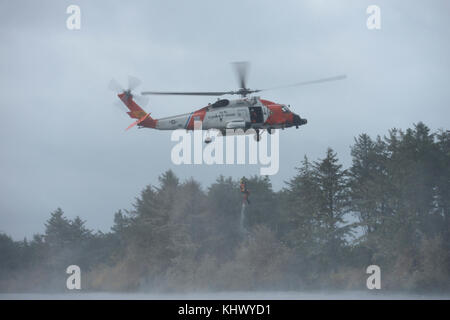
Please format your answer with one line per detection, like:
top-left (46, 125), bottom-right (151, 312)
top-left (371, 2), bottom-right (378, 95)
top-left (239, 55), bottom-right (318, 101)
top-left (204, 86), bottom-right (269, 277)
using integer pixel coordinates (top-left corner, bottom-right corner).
top-left (0, 122), bottom-right (449, 293)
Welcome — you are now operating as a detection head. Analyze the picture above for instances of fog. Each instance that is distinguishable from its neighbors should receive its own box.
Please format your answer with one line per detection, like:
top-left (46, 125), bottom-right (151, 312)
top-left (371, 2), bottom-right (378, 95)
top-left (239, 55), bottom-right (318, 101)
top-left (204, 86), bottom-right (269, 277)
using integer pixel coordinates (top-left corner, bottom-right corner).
top-left (0, 1), bottom-right (449, 299)
top-left (1, 0), bottom-right (449, 239)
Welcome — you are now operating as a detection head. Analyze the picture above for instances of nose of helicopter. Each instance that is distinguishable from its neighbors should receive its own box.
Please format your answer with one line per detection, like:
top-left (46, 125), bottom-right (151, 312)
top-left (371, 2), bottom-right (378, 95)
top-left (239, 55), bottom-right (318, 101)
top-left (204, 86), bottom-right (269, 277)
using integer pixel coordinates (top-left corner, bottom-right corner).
top-left (293, 114), bottom-right (307, 126)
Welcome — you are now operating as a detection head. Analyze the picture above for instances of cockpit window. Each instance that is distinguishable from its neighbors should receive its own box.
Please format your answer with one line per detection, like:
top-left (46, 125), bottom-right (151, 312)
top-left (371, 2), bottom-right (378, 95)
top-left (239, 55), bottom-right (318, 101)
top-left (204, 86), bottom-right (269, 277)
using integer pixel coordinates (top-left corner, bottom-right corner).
top-left (281, 105), bottom-right (289, 113)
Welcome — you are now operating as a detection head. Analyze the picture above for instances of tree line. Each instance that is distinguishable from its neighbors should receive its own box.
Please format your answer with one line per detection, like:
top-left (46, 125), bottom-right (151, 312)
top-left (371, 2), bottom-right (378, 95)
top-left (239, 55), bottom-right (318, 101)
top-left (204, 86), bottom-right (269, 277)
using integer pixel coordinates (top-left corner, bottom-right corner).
top-left (0, 122), bottom-right (449, 292)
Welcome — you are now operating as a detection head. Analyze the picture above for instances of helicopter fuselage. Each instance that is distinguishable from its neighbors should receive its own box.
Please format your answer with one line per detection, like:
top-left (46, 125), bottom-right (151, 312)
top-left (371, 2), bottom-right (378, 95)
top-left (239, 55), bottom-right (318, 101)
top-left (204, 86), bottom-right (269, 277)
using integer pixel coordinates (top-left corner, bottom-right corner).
top-left (138, 96), bottom-right (307, 133)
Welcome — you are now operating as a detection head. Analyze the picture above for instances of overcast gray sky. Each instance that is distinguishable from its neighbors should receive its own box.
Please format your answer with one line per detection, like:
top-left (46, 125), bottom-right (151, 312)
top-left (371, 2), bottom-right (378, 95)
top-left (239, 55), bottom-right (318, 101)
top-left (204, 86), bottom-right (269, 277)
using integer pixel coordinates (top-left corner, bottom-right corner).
top-left (1, 0), bottom-right (449, 239)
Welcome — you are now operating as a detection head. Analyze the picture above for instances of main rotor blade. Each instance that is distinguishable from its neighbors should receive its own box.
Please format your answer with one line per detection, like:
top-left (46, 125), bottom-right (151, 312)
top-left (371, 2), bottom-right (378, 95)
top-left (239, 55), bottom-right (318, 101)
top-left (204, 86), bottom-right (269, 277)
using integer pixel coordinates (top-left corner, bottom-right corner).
top-left (232, 61), bottom-right (249, 90)
top-left (141, 91), bottom-right (234, 96)
top-left (260, 75), bottom-right (347, 91)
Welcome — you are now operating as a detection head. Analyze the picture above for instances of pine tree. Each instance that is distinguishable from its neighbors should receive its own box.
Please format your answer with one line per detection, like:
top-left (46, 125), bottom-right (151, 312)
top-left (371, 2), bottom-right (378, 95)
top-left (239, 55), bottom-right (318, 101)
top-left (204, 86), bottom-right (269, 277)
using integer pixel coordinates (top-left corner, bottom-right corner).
top-left (44, 208), bottom-right (91, 251)
top-left (348, 133), bottom-right (393, 252)
top-left (44, 208), bottom-right (72, 250)
top-left (382, 124), bottom-right (438, 257)
top-left (207, 176), bottom-right (242, 261)
top-left (166, 179), bottom-right (208, 288)
top-left (312, 148), bottom-right (352, 271)
top-left (244, 175), bottom-right (278, 231)
top-left (283, 156), bottom-right (321, 255)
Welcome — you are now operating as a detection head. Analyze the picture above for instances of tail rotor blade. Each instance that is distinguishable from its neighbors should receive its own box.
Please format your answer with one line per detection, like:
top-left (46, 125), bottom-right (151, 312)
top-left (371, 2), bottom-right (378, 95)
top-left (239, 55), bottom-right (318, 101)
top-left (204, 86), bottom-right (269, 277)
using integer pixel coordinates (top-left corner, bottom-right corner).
top-left (128, 76), bottom-right (142, 91)
top-left (133, 94), bottom-right (150, 107)
top-left (108, 78), bottom-right (124, 93)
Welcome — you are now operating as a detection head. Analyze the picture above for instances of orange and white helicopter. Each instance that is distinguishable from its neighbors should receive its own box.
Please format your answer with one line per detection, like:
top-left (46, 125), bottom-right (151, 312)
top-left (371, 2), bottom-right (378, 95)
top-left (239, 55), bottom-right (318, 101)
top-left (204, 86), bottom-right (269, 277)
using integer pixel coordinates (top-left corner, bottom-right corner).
top-left (109, 62), bottom-right (345, 142)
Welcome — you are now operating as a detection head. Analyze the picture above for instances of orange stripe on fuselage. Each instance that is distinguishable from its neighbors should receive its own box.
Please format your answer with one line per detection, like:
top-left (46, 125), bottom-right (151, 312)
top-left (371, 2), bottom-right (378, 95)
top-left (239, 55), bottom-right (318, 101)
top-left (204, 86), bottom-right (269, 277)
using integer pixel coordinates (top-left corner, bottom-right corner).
top-left (186, 107), bottom-right (208, 130)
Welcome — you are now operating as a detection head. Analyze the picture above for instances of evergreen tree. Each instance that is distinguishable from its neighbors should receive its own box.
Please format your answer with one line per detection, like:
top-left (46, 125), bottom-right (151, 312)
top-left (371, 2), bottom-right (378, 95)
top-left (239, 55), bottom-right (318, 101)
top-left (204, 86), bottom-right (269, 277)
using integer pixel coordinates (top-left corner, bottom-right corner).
top-left (380, 124), bottom-right (437, 259)
top-left (44, 208), bottom-right (73, 250)
top-left (125, 170), bottom-right (180, 282)
top-left (207, 176), bottom-right (242, 261)
top-left (349, 134), bottom-right (385, 233)
top-left (244, 175), bottom-right (278, 231)
top-left (283, 156), bottom-right (321, 255)
top-left (312, 148), bottom-right (352, 271)
top-left (348, 134), bottom-right (392, 265)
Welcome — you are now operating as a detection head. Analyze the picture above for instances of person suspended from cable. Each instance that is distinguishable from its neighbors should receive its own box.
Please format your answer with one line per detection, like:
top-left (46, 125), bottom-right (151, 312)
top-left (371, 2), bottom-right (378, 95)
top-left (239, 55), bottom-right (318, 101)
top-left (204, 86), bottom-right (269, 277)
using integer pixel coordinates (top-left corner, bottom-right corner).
top-left (240, 177), bottom-right (250, 205)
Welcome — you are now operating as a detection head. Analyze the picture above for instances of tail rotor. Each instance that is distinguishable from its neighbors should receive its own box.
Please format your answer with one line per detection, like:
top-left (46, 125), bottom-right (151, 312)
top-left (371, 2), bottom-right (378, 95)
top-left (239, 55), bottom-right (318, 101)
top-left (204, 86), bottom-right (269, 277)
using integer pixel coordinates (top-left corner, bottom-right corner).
top-left (108, 76), bottom-right (155, 130)
top-left (108, 76), bottom-right (149, 108)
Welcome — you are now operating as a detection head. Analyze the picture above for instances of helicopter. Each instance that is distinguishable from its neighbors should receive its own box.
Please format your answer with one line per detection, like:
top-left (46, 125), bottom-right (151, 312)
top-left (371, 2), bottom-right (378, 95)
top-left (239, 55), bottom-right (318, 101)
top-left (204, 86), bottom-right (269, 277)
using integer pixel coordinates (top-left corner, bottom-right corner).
top-left (109, 62), bottom-right (346, 143)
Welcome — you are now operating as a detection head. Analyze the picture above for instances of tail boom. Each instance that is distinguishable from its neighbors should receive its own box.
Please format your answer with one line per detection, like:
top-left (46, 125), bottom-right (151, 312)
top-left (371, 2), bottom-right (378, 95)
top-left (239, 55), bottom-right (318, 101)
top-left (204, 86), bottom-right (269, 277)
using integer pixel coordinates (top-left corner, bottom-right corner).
top-left (118, 93), bottom-right (157, 129)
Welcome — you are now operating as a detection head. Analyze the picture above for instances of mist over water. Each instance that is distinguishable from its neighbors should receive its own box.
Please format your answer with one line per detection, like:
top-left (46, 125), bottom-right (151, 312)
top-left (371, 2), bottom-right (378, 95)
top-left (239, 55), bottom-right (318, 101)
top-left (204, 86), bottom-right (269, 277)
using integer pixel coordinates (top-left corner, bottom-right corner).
top-left (1, 124), bottom-right (450, 297)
